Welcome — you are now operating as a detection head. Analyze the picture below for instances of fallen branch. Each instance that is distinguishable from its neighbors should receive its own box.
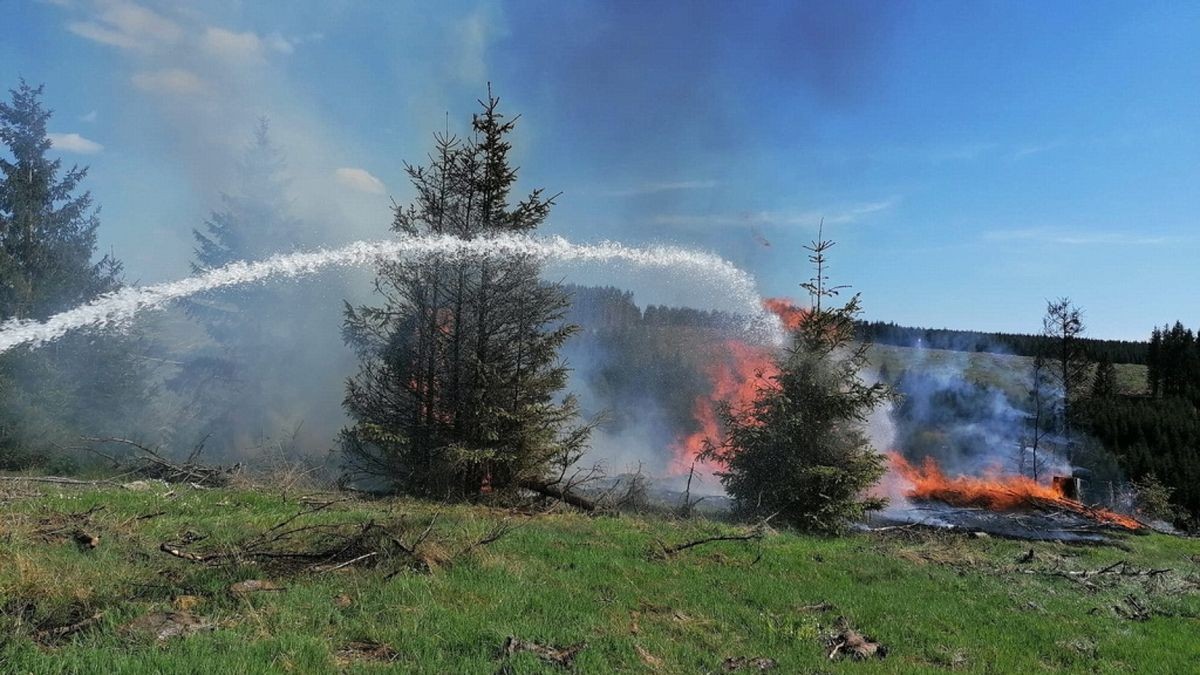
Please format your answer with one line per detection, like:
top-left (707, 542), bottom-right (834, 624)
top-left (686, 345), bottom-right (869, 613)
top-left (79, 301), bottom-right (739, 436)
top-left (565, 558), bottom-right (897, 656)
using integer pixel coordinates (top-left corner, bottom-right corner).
top-left (520, 479), bottom-right (596, 512)
top-left (160, 504), bottom-right (435, 577)
top-left (659, 526), bottom-right (764, 557)
top-left (456, 520), bottom-right (520, 559)
top-left (316, 552), bottom-right (378, 573)
top-left (35, 611), bottom-right (104, 642)
top-left (0, 475), bottom-right (114, 487)
top-left (160, 542), bottom-right (223, 564)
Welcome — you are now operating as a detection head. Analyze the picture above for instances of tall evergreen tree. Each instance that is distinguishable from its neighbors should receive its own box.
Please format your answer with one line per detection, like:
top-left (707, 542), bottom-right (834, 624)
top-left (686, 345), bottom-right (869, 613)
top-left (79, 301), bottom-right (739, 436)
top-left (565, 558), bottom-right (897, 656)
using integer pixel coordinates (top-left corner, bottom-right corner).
top-left (0, 80), bottom-right (150, 466)
top-left (340, 90), bottom-right (589, 496)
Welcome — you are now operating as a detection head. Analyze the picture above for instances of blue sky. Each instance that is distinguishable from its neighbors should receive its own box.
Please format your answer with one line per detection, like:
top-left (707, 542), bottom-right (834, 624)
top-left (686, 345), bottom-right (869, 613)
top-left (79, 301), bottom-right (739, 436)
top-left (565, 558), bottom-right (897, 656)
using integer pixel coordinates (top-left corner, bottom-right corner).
top-left (3, 0), bottom-right (1197, 340)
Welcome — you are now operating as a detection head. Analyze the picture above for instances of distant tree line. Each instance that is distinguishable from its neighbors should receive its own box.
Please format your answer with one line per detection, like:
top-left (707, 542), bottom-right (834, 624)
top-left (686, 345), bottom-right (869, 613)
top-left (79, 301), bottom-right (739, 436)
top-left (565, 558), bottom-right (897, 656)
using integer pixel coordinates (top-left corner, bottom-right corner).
top-left (561, 285), bottom-right (714, 451)
top-left (858, 321), bottom-right (1148, 365)
top-left (564, 285), bottom-right (740, 332)
top-left (568, 309), bottom-right (1153, 367)
top-left (1080, 396), bottom-right (1200, 523)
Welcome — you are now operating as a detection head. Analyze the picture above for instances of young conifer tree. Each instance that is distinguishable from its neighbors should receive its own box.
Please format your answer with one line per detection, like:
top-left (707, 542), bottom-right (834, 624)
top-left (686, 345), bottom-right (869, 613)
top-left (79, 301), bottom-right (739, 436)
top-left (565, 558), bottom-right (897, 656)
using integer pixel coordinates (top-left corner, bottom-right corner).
top-left (340, 89), bottom-right (589, 496)
top-left (703, 227), bottom-right (891, 532)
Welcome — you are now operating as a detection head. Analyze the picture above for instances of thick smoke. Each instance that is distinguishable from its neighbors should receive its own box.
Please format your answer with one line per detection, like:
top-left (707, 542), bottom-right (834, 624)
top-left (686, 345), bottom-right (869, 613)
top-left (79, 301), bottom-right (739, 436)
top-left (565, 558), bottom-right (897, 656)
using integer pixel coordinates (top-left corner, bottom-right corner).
top-left (882, 342), bottom-right (1069, 477)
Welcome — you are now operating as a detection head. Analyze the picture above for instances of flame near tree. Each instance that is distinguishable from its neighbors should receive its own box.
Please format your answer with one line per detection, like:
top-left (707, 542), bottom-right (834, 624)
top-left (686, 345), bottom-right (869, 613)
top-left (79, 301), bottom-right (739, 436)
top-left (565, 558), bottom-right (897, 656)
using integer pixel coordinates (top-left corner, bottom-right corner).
top-left (689, 227), bottom-right (893, 532)
top-left (668, 298), bottom-right (809, 474)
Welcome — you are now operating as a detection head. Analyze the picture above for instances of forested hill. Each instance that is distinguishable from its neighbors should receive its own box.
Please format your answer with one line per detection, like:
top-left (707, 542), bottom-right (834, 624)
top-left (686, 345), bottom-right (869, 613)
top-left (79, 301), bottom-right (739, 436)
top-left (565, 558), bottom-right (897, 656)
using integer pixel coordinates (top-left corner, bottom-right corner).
top-left (562, 286), bottom-right (1149, 365)
top-left (858, 321), bottom-right (1149, 365)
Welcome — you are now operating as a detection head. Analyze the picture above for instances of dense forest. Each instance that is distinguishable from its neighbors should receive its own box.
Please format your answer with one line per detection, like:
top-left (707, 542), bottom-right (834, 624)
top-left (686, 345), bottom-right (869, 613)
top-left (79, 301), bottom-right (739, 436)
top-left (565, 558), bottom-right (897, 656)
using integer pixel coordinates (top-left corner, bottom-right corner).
top-left (1080, 322), bottom-right (1200, 522)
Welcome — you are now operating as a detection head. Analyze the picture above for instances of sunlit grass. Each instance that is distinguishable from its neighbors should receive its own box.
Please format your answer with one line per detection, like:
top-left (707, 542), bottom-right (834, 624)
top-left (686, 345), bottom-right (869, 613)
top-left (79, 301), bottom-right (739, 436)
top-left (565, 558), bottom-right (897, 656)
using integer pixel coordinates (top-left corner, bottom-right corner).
top-left (0, 484), bottom-right (1195, 673)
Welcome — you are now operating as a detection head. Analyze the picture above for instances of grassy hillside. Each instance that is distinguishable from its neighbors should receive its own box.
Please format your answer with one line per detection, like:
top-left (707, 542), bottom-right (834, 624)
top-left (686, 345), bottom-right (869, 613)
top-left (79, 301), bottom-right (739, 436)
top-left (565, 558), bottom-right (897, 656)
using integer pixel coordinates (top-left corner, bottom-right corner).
top-left (869, 344), bottom-right (1150, 401)
top-left (1, 482), bottom-right (1197, 673)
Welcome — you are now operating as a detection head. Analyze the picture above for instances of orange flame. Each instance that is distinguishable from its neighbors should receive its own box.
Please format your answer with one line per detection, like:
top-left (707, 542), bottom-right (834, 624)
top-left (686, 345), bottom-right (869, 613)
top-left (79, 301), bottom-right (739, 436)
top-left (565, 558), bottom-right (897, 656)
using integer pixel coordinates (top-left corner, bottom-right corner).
top-left (667, 298), bottom-right (808, 474)
top-left (762, 297), bottom-right (809, 331)
top-left (888, 453), bottom-right (1142, 530)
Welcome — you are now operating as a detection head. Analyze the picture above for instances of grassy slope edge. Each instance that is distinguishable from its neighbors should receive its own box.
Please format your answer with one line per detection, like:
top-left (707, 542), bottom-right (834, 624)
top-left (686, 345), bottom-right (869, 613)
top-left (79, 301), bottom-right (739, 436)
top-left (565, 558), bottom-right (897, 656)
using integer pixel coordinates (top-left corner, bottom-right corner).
top-left (1, 484), bottom-right (1197, 673)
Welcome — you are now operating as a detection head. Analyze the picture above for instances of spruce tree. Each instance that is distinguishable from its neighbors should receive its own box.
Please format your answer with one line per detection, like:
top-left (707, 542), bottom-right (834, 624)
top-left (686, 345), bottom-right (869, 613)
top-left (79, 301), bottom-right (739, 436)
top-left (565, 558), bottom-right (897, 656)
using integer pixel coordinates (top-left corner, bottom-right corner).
top-left (166, 119), bottom-right (342, 457)
top-left (341, 91), bottom-right (588, 497)
top-left (1148, 326), bottom-right (1163, 398)
top-left (702, 229), bottom-right (891, 532)
top-left (1091, 355), bottom-right (1117, 399)
top-left (0, 80), bottom-right (149, 466)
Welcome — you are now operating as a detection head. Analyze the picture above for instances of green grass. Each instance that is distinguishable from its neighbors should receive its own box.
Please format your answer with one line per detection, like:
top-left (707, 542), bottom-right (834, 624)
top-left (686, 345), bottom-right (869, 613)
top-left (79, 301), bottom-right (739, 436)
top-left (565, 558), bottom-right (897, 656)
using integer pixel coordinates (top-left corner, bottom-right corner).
top-left (1, 483), bottom-right (1197, 673)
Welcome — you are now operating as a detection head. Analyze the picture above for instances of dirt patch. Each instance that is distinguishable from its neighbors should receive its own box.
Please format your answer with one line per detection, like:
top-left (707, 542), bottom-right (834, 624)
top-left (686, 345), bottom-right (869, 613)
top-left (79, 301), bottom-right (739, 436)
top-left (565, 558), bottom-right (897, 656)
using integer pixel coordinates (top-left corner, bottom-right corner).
top-left (123, 611), bottom-right (214, 641)
top-left (228, 579), bottom-right (283, 597)
top-left (722, 655), bottom-right (778, 671)
top-left (335, 640), bottom-right (399, 665)
top-left (635, 644), bottom-right (663, 667)
top-left (498, 635), bottom-right (586, 669)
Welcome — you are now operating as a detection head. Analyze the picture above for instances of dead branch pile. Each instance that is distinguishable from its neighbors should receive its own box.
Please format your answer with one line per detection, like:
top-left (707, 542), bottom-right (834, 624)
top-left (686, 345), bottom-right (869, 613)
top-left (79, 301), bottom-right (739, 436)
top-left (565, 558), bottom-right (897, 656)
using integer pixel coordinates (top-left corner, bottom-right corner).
top-left (83, 436), bottom-right (238, 488)
top-left (159, 501), bottom-right (513, 576)
top-left (1019, 495), bottom-right (1145, 532)
top-left (1017, 558), bottom-right (1175, 592)
top-left (159, 501), bottom-right (409, 574)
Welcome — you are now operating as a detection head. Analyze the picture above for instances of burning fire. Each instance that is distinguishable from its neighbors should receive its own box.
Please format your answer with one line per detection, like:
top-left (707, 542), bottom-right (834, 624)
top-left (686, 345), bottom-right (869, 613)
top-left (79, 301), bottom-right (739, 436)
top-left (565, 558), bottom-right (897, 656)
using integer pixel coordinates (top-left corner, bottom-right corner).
top-left (889, 453), bottom-right (1142, 531)
top-left (668, 298), bottom-right (808, 474)
top-left (762, 297), bottom-right (809, 331)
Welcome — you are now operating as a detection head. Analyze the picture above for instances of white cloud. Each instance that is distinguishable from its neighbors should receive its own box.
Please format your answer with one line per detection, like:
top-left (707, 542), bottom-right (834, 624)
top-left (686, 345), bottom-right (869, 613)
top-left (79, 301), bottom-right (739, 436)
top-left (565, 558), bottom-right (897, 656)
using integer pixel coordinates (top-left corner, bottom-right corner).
top-left (1013, 140), bottom-right (1065, 159)
top-left (264, 32), bottom-right (294, 54)
top-left (66, 1), bottom-right (182, 51)
top-left (335, 167), bottom-right (386, 195)
top-left (453, 8), bottom-right (501, 84)
top-left (601, 180), bottom-right (717, 197)
top-left (80, 110), bottom-right (98, 123)
top-left (131, 68), bottom-right (205, 94)
top-left (67, 20), bottom-right (139, 48)
top-left (983, 228), bottom-right (1170, 246)
top-left (654, 198), bottom-right (897, 228)
top-left (48, 132), bottom-right (103, 154)
top-left (201, 27), bottom-right (265, 64)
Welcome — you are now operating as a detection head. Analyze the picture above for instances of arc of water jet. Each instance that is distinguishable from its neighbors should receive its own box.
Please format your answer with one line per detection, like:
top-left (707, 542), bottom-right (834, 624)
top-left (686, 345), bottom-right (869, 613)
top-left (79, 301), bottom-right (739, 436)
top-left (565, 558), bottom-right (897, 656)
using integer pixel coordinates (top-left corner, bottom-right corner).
top-left (0, 233), bottom-right (786, 355)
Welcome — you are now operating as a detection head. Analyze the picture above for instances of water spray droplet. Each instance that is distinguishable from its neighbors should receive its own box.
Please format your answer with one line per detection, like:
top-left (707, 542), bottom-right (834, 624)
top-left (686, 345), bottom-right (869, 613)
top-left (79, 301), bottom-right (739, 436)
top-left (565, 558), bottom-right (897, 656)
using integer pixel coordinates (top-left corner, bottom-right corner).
top-left (0, 233), bottom-right (785, 354)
